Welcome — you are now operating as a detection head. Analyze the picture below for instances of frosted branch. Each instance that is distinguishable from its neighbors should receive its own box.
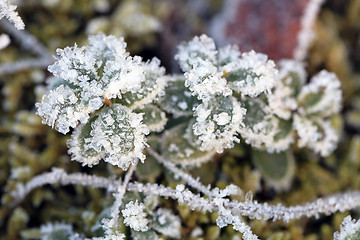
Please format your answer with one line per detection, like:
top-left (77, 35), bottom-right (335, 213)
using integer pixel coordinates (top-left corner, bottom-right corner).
top-left (0, 19), bottom-right (50, 57)
top-left (0, 1), bottom-right (24, 30)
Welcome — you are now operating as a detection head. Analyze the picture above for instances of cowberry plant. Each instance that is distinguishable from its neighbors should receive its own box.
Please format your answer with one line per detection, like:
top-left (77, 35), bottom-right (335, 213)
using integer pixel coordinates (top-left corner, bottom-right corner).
top-left (18, 32), bottom-right (357, 239)
top-left (23, 34), bottom-right (359, 239)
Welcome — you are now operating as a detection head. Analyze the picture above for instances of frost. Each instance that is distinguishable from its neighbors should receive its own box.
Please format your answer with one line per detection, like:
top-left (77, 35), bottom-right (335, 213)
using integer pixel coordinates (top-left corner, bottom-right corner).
top-left (268, 60), bottom-right (306, 119)
top-left (150, 208), bottom-right (181, 239)
top-left (36, 84), bottom-right (103, 134)
top-left (193, 96), bottom-right (245, 153)
top-left (223, 50), bottom-right (277, 97)
top-left (293, 114), bottom-right (338, 157)
top-left (122, 201), bottom-right (149, 232)
top-left (175, 34), bottom-right (218, 72)
top-left (334, 216), bottom-right (360, 240)
top-left (185, 58), bottom-right (232, 100)
top-left (298, 70), bottom-right (342, 117)
top-left (0, 0), bottom-right (25, 30)
top-left (68, 104), bottom-right (149, 169)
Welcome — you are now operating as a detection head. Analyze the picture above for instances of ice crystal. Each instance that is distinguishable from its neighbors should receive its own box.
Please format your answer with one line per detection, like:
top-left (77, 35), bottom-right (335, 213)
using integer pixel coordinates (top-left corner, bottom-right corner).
top-left (298, 70), bottom-right (342, 117)
top-left (334, 216), bottom-right (360, 240)
top-left (122, 201), bottom-right (149, 232)
top-left (223, 50), bottom-right (277, 97)
top-left (0, 0), bottom-right (25, 30)
top-left (193, 96), bottom-right (245, 153)
top-left (175, 34), bottom-right (218, 72)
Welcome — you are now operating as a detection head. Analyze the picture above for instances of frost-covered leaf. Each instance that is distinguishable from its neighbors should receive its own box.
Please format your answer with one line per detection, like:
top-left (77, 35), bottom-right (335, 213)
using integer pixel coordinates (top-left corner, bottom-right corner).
top-left (218, 45), bottom-right (241, 66)
top-left (150, 208), bottom-right (181, 239)
top-left (239, 97), bottom-right (278, 150)
top-left (39, 223), bottom-right (74, 240)
top-left (334, 216), bottom-right (360, 240)
top-left (67, 115), bottom-right (104, 167)
top-left (193, 95), bottom-right (245, 153)
top-left (36, 84), bottom-right (103, 134)
top-left (175, 34), bottom-right (218, 72)
top-left (222, 50), bottom-right (277, 97)
top-left (270, 118), bottom-right (294, 153)
top-left (268, 60), bottom-right (306, 119)
top-left (158, 75), bottom-right (199, 117)
top-left (297, 70), bottom-right (342, 117)
top-left (68, 104), bottom-right (149, 169)
top-left (135, 105), bottom-right (167, 132)
top-left (184, 58), bottom-right (231, 100)
top-left (252, 149), bottom-right (295, 191)
top-left (161, 123), bottom-right (216, 167)
top-left (294, 114), bottom-right (339, 157)
top-left (117, 58), bottom-right (166, 108)
top-left (122, 201), bottom-right (149, 232)
top-left (131, 229), bottom-right (159, 240)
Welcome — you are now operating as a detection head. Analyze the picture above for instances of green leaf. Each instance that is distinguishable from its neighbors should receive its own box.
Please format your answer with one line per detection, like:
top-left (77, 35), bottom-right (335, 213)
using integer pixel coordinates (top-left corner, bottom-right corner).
top-left (252, 149), bottom-right (295, 191)
top-left (161, 123), bottom-right (216, 167)
top-left (135, 105), bottom-right (167, 132)
top-left (158, 75), bottom-right (199, 117)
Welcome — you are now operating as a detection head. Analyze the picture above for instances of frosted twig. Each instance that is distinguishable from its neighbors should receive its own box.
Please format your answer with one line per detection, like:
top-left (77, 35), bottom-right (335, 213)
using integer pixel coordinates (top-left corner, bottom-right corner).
top-left (0, 19), bottom-right (54, 75)
top-left (109, 161), bottom-right (138, 227)
top-left (10, 168), bottom-right (360, 239)
top-left (146, 147), bottom-right (214, 197)
top-left (0, 57), bottom-right (55, 75)
top-left (10, 168), bottom-right (118, 207)
top-left (0, 0), bottom-right (24, 30)
top-left (293, 0), bottom-right (325, 61)
top-left (0, 19), bottom-right (50, 57)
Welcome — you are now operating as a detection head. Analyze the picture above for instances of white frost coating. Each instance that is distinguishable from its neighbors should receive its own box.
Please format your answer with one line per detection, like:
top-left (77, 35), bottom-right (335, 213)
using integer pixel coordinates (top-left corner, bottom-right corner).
top-left (152, 208), bottom-right (181, 239)
top-left (293, 114), bottom-right (338, 157)
top-left (36, 85), bottom-right (103, 134)
top-left (298, 70), bottom-right (342, 117)
top-left (0, 33), bottom-right (10, 50)
top-left (222, 50), bottom-right (277, 97)
top-left (68, 104), bottom-right (149, 169)
top-left (0, 0), bottom-right (25, 30)
top-left (175, 34), bottom-right (218, 72)
top-left (121, 201), bottom-right (149, 232)
top-left (268, 60), bottom-right (307, 119)
top-left (334, 216), bottom-right (360, 240)
top-left (214, 112), bottom-right (231, 125)
top-left (185, 58), bottom-right (231, 100)
top-left (193, 97), bottom-right (245, 153)
top-left (218, 44), bottom-right (241, 65)
top-left (124, 58), bottom-right (166, 109)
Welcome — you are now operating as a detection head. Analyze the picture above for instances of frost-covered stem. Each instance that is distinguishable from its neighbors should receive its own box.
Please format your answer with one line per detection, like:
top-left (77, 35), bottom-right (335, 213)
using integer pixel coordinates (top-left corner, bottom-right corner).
top-left (13, 169), bottom-right (360, 223)
top-left (293, 0), bottom-right (324, 61)
top-left (229, 191), bottom-right (360, 222)
top-left (10, 168), bottom-right (118, 207)
top-left (109, 161), bottom-right (138, 226)
top-left (147, 147), bottom-right (214, 197)
top-left (0, 19), bottom-right (51, 58)
top-left (0, 57), bottom-right (55, 75)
